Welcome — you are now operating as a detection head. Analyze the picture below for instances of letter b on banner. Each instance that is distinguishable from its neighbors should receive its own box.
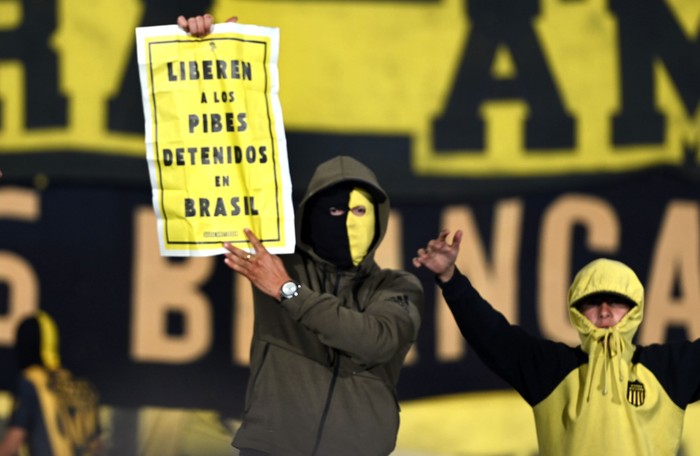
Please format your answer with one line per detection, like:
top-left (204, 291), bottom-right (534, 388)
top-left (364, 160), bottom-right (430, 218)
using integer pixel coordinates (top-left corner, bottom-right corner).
top-left (131, 208), bottom-right (213, 362)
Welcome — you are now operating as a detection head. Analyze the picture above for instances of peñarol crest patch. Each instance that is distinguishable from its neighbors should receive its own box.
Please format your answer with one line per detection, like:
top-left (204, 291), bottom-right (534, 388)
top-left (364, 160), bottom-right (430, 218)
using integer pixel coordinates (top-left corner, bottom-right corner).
top-left (627, 380), bottom-right (646, 407)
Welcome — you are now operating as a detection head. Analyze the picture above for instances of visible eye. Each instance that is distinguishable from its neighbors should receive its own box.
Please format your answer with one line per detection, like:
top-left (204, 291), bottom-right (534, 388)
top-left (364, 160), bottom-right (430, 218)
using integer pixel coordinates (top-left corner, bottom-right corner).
top-left (577, 302), bottom-right (597, 313)
top-left (350, 206), bottom-right (367, 216)
top-left (577, 297), bottom-right (631, 312)
top-left (577, 297), bottom-right (604, 312)
top-left (329, 207), bottom-right (346, 216)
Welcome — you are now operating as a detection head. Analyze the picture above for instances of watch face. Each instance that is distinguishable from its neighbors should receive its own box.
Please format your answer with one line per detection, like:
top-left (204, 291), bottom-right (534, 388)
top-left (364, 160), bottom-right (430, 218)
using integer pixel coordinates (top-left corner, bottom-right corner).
top-left (282, 281), bottom-right (298, 297)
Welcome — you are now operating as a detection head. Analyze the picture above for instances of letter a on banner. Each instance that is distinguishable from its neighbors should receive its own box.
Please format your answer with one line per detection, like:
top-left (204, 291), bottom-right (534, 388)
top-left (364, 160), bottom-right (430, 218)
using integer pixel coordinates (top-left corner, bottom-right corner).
top-left (135, 21), bottom-right (294, 256)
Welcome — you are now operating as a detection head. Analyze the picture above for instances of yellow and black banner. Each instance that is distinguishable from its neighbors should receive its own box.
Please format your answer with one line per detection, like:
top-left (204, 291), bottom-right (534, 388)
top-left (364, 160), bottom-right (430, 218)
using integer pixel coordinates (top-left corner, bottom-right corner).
top-left (0, 0), bottom-right (698, 196)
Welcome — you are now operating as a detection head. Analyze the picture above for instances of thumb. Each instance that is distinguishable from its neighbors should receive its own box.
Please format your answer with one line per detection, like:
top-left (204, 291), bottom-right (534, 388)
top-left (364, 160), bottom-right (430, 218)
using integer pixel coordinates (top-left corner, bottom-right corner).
top-left (451, 230), bottom-right (463, 249)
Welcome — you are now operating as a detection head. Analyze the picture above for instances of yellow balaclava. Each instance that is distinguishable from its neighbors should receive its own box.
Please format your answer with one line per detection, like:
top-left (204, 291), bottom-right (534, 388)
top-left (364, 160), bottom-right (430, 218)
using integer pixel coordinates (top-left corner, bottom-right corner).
top-left (347, 187), bottom-right (375, 266)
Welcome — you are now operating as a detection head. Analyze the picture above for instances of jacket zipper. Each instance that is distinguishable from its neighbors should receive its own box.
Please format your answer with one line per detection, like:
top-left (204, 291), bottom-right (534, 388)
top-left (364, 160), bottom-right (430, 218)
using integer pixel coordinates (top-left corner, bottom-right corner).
top-left (310, 351), bottom-right (340, 456)
top-left (310, 270), bottom-right (343, 456)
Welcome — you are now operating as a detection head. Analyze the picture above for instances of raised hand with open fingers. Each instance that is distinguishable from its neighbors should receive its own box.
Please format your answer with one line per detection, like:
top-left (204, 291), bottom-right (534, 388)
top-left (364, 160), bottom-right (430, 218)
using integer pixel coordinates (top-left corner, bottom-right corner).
top-left (412, 229), bottom-right (462, 283)
top-left (223, 228), bottom-right (292, 300)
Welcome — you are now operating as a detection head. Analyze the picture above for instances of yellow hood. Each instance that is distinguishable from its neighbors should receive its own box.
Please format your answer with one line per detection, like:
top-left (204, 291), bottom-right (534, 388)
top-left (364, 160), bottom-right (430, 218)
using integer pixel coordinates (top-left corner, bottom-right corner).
top-left (568, 258), bottom-right (644, 348)
top-left (567, 258), bottom-right (644, 402)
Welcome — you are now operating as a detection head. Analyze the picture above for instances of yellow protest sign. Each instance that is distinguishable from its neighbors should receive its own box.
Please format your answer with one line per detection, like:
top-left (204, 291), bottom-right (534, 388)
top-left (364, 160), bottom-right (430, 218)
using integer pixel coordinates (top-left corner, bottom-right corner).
top-left (136, 22), bottom-right (294, 257)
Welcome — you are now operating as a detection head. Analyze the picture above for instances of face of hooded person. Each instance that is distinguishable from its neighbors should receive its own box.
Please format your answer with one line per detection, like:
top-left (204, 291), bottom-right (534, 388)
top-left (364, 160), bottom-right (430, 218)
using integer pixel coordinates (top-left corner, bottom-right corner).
top-left (576, 292), bottom-right (633, 328)
top-left (307, 184), bottom-right (376, 269)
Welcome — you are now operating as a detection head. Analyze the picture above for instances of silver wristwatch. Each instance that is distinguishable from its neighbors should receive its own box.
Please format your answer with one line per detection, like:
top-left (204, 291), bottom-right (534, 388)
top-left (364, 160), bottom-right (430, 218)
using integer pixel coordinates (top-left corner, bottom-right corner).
top-left (279, 280), bottom-right (301, 300)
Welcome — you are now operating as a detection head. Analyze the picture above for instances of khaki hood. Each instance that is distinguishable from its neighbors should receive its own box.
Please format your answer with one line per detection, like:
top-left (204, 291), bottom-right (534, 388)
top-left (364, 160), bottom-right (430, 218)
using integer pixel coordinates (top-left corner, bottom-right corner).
top-left (297, 156), bottom-right (389, 267)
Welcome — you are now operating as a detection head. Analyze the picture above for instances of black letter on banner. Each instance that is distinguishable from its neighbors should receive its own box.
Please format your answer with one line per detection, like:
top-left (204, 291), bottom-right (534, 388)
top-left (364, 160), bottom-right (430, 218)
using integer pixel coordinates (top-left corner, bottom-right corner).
top-left (185, 198), bottom-right (196, 217)
top-left (610, 0), bottom-right (700, 145)
top-left (432, 0), bottom-right (574, 151)
top-left (108, 0), bottom-right (213, 133)
top-left (163, 148), bottom-right (173, 165)
top-left (0, 0), bottom-right (66, 128)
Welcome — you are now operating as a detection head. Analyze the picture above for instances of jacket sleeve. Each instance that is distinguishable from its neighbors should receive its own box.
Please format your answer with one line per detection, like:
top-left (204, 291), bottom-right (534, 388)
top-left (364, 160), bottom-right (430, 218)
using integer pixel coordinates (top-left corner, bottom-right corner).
top-left (638, 340), bottom-right (700, 408)
top-left (280, 270), bottom-right (423, 367)
top-left (440, 268), bottom-right (583, 406)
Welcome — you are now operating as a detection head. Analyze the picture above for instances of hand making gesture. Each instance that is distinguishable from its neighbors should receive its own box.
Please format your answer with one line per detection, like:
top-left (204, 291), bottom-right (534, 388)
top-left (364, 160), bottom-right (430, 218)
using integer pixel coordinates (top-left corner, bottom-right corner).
top-left (223, 228), bottom-right (292, 301)
top-left (412, 229), bottom-right (463, 283)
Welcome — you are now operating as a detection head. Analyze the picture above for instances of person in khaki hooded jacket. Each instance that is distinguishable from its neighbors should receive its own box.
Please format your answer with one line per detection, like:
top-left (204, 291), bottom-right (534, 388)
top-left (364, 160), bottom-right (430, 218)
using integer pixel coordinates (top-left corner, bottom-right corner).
top-left (221, 155), bottom-right (423, 456)
top-left (177, 16), bottom-right (424, 455)
top-left (413, 229), bottom-right (700, 456)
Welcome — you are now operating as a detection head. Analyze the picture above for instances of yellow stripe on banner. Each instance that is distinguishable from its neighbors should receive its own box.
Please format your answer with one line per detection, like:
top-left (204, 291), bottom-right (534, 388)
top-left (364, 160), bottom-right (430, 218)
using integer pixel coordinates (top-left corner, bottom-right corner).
top-left (5, 399), bottom-right (696, 456)
top-left (395, 390), bottom-right (537, 456)
top-left (2, 0), bottom-right (700, 176)
top-left (395, 391), bottom-right (700, 455)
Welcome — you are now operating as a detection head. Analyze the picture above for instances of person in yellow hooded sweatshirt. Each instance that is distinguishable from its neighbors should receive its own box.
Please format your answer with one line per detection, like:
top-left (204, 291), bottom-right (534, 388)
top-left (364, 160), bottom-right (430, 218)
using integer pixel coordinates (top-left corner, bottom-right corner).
top-left (0, 312), bottom-right (102, 456)
top-left (413, 229), bottom-right (700, 456)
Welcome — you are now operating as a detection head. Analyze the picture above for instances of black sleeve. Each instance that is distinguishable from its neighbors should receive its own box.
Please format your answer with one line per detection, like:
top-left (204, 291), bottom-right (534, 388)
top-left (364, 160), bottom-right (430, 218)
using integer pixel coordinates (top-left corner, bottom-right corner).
top-left (440, 269), bottom-right (586, 406)
top-left (637, 339), bottom-right (700, 408)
